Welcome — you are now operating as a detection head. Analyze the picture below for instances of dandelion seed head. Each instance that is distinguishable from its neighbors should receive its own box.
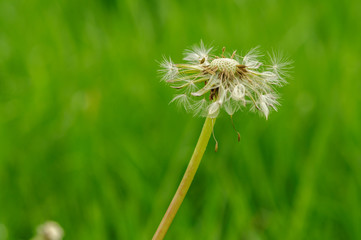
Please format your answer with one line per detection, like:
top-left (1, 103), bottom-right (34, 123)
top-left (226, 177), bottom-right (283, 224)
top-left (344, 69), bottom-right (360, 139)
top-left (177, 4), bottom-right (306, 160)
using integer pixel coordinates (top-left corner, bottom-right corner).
top-left (160, 41), bottom-right (291, 119)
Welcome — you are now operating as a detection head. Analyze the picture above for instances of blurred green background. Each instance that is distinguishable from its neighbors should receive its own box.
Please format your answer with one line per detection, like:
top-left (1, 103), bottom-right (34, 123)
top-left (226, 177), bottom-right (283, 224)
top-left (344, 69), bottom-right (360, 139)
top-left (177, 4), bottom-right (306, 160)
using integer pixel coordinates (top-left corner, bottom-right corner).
top-left (1, 0), bottom-right (361, 239)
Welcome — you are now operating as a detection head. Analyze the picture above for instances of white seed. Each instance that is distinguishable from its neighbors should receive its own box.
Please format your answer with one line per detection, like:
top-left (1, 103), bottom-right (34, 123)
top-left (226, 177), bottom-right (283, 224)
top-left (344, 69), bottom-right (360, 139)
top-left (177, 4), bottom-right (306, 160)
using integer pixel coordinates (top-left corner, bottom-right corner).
top-left (208, 102), bottom-right (221, 118)
top-left (231, 84), bottom-right (245, 100)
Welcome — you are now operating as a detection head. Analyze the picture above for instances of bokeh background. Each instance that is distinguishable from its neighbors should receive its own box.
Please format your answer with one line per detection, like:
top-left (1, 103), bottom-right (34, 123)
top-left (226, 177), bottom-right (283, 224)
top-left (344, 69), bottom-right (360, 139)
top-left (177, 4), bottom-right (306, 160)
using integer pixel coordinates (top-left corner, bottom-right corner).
top-left (1, 0), bottom-right (361, 239)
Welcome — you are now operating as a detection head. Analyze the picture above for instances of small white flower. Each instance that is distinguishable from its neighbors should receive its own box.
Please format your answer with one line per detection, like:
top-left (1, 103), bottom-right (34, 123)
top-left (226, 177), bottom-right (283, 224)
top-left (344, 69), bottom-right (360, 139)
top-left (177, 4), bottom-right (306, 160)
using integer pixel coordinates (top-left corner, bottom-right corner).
top-left (160, 42), bottom-right (291, 119)
top-left (32, 221), bottom-right (64, 240)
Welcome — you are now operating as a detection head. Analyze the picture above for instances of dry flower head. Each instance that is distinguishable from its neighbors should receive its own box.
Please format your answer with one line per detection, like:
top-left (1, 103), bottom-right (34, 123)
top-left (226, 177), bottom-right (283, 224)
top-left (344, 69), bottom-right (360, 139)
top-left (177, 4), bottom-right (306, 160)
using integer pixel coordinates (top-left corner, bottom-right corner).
top-left (160, 41), bottom-right (291, 120)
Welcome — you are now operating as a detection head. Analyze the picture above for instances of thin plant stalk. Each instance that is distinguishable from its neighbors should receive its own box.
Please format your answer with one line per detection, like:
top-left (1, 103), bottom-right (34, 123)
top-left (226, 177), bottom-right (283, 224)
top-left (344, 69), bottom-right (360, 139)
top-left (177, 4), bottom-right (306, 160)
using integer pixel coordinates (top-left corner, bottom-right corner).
top-left (152, 117), bottom-right (216, 240)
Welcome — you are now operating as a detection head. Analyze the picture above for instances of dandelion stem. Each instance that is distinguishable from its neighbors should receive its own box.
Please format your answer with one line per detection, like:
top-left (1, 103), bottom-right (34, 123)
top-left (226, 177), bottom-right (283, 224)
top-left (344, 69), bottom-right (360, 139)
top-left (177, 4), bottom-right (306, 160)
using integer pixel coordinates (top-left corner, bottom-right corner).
top-left (152, 117), bottom-right (216, 240)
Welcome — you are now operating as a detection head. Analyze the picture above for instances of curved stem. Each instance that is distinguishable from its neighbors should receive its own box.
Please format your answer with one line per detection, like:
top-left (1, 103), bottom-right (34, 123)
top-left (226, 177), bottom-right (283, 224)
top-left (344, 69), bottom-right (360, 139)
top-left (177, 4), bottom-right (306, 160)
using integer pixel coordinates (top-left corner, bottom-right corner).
top-left (152, 117), bottom-right (216, 240)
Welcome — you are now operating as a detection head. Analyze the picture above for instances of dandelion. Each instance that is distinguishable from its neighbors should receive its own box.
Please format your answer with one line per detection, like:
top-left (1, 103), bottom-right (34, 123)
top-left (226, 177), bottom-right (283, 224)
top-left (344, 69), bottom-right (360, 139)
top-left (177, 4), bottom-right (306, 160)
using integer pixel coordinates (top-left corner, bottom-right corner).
top-left (32, 221), bottom-right (64, 240)
top-left (153, 41), bottom-right (291, 240)
top-left (160, 42), bottom-right (290, 120)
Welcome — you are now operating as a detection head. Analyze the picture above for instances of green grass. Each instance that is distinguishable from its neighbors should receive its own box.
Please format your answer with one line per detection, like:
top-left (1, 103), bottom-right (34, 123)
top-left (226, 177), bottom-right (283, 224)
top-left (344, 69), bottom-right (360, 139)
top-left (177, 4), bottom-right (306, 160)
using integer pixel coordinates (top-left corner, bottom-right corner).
top-left (1, 0), bottom-right (361, 239)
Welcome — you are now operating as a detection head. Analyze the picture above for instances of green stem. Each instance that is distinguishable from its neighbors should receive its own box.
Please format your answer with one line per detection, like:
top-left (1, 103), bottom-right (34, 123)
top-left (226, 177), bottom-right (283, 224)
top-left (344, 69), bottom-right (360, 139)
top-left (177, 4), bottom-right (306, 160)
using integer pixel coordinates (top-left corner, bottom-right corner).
top-left (152, 117), bottom-right (216, 240)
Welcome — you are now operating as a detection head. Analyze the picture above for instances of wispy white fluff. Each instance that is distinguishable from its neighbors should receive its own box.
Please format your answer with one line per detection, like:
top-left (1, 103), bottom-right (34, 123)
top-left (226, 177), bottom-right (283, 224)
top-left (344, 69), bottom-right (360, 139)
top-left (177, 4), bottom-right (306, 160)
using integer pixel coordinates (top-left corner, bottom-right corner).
top-left (191, 98), bottom-right (208, 117)
top-left (257, 94), bottom-right (280, 119)
top-left (160, 42), bottom-right (291, 119)
top-left (231, 84), bottom-right (246, 100)
top-left (242, 47), bottom-right (262, 69)
top-left (159, 57), bottom-right (178, 81)
top-left (169, 94), bottom-right (191, 111)
top-left (183, 40), bottom-right (213, 64)
top-left (208, 101), bottom-right (221, 118)
top-left (268, 51), bottom-right (293, 83)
